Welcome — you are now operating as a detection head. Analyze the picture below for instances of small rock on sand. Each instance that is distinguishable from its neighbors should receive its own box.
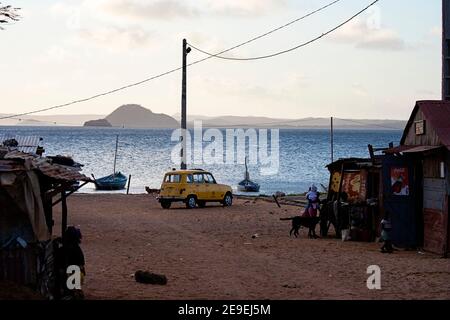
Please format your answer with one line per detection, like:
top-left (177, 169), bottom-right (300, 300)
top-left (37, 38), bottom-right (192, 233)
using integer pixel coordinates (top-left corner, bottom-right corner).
top-left (135, 270), bottom-right (168, 285)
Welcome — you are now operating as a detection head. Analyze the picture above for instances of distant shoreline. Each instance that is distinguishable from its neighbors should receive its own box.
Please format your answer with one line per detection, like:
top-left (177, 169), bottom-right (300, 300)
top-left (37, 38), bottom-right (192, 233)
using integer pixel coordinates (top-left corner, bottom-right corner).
top-left (0, 125), bottom-right (403, 130)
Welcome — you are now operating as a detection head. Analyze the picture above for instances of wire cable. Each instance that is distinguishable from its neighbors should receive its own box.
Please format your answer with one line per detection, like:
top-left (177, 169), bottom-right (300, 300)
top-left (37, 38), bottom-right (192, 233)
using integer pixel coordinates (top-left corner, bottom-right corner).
top-left (0, 0), bottom-right (344, 121)
top-left (188, 0), bottom-right (379, 61)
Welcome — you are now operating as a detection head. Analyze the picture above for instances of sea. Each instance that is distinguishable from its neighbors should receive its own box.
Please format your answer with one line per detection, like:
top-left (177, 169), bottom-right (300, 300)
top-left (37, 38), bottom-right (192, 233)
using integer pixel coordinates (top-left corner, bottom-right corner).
top-left (0, 126), bottom-right (402, 195)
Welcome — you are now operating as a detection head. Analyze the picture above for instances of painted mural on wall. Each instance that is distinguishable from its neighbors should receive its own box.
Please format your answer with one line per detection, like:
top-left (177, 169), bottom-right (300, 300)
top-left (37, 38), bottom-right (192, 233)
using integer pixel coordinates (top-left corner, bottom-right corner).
top-left (342, 172), bottom-right (363, 201)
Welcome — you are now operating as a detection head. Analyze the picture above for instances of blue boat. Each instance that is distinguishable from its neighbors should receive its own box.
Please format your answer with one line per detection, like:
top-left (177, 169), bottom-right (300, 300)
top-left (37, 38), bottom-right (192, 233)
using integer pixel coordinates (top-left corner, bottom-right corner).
top-left (93, 172), bottom-right (127, 190)
top-left (93, 135), bottom-right (128, 190)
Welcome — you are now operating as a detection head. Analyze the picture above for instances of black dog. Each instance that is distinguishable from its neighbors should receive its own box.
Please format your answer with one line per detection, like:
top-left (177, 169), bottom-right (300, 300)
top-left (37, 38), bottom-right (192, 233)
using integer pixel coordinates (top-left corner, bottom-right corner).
top-left (280, 216), bottom-right (320, 238)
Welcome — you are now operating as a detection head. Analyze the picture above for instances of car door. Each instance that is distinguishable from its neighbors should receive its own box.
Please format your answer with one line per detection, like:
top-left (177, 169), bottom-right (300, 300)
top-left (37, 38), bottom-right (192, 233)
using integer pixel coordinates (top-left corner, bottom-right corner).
top-left (192, 173), bottom-right (206, 200)
top-left (164, 174), bottom-right (181, 198)
top-left (204, 173), bottom-right (219, 200)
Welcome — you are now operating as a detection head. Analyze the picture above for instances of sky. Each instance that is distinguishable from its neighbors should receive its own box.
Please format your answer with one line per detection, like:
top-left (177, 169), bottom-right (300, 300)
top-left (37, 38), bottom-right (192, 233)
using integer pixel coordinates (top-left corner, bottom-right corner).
top-left (0, 0), bottom-right (442, 120)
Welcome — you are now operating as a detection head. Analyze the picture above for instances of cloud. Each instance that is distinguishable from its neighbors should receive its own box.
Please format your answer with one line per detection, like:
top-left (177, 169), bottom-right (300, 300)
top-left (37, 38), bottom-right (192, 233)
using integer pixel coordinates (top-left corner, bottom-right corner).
top-left (331, 19), bottom-right (406, 51)
top-left (100, 0), bottom-right (198, 20)
top-left (77, 26), bottom-right (154, 49)
top-left (95, 0), bottom-right (285, 20)
top-left (202, 0), bottom-right (286, 17)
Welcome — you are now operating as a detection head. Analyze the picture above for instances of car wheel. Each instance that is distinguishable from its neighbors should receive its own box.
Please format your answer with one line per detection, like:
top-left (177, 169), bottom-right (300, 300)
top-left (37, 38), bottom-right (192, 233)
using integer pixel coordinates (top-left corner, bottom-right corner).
top-left (198, 201), bottom-right (206, 208)
top-left (186, 196), bottom-right (197, 209)
top-left (223, 193), bottom-right (233, 207)
top-left (160, 200), bottom-right (171, 209)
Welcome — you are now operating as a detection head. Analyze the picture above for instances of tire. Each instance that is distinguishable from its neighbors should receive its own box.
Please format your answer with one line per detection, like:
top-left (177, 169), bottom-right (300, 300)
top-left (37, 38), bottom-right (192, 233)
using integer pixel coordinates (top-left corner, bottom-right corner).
top-left (197, 201), bottom-right (206, 208)
top-left (160, 200), bottom-right (171, 209)
top-left (223, 193), bottom-right (233, 207)
top-left (186, 195), bottom-right (197, 209)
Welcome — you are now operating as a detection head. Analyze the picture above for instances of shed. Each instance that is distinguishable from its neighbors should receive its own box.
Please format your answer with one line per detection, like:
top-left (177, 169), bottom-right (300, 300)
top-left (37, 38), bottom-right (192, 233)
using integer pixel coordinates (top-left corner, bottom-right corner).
top-left (322, 157), bottom-right (384, 241)
top-left (0, 147), bottom-right (91, 298)
top-left (384, 100), bottom-right (450, 255)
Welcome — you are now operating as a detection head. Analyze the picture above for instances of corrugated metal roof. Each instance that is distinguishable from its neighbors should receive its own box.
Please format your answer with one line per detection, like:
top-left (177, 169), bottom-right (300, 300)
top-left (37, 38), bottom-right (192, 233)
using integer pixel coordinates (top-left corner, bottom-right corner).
top-left (419, 101), bottom-right (450, 149)
top-left (0, 160), bottom-right (26, 172)
top-left (0, 135), bottom-right (42, 154)
top-left (403, 145), bottom-right (444, 153)
top-left (1, 151), bottom-right (91, 182)
top-left (384, 145), bottom-right (444, 154)
top-left (37, 162), bottom-right (91, 182)
top-left (400, 101), bottom-right (450, 149)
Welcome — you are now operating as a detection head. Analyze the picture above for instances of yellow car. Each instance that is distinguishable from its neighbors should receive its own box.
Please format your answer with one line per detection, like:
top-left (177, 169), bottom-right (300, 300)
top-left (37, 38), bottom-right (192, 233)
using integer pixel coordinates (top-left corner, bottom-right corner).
top-left (158, 169), bottom-right (233, 209)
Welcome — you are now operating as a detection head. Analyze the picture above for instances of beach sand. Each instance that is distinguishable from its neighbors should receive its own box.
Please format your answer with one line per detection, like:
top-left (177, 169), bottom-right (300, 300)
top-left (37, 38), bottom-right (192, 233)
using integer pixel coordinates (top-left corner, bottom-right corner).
top-left (52, 194), bottom-right (450, 300)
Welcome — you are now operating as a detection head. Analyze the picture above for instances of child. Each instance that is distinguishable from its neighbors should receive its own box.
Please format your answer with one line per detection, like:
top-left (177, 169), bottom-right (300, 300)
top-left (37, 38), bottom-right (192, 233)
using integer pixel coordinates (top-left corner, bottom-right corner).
top-left (380, 215), bottom-right (393, 253)
top-left (303, 184), bottom-right (320, 217)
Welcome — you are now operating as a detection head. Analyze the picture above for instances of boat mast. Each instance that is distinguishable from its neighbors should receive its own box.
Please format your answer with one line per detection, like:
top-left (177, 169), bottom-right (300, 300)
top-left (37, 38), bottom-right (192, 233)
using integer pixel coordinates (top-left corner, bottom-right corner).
top-left (245, 156), bottom-right (249, 181)
top-left (113, 135), bottom-right (119, 177)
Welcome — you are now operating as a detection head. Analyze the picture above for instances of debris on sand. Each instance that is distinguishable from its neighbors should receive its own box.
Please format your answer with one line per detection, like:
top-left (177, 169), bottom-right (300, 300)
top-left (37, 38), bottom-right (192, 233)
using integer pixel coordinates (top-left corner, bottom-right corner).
top-left (274, 191), bottom-right (286, 198)
top-left (145, 187), bottom-right (160, 194)
top-left (252, 233), bottom-right (259, 239)
top-left (135, 270), bottom-right (167, 285)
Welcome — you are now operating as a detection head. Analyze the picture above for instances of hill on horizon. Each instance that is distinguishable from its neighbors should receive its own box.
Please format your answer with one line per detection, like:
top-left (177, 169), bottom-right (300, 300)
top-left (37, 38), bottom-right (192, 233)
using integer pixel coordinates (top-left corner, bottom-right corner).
top-left (103, 104), bottom-right (178, 128)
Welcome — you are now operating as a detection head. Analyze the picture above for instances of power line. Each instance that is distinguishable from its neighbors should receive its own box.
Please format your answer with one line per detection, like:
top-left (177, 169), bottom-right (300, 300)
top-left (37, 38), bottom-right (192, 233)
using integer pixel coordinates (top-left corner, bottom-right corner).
top-left (188, 0), bottom-right (379, 61)
top-left (0, 0), bottom-right (343, 121)
top-left (188, 0), bottom-right (343, 60)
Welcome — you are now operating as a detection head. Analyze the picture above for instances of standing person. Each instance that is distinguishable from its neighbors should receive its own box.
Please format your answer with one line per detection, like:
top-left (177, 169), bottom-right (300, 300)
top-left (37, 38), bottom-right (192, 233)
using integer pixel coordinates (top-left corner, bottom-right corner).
top-left (303, 184), bottom-right (320, 217)
top-left (380, 214), bottom-right (393, 253)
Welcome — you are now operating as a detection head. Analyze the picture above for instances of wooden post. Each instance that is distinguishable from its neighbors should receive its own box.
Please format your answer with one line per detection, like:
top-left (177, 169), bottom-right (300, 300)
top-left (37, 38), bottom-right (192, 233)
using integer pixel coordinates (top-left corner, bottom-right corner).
top-left (61, 191), bottom-right (67, 237)
top-left (180, 39), bottom-right (190, 169)
top-left (127, 174), bottom-right (132, 194)
top-left (330, 117), bottom-right (334, 163)
top-left (272, 195), bottom-right (281, 208)
top-left (443, 0), bottom-right (450, 100)
top-left (113, 135), bottom-right (119, 177)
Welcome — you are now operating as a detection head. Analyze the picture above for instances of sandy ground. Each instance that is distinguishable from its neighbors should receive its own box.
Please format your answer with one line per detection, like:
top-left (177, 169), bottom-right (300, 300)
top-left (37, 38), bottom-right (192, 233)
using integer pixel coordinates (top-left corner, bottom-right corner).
top-left (52, 194), bottom-right (450, 300)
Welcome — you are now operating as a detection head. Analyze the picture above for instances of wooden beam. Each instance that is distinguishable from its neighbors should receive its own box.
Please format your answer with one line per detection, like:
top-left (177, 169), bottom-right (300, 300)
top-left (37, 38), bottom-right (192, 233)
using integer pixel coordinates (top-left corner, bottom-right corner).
top-left (61, 191), bottom-right (67, 237)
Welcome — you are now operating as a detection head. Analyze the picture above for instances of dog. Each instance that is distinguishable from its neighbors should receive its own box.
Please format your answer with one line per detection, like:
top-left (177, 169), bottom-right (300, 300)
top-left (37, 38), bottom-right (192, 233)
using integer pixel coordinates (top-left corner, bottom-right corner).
top-left (280, 216), bottom-right (320, 238)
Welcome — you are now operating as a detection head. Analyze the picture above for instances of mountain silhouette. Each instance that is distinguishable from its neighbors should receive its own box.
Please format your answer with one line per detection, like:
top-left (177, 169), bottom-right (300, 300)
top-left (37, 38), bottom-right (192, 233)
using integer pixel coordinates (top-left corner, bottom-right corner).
top-left (104, 104), bottom-right (179, 128)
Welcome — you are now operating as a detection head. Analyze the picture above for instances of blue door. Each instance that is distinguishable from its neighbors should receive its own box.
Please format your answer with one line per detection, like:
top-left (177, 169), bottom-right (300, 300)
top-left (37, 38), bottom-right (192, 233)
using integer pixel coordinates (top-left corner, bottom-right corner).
top-left (382, 155), bottom-right (421, 248)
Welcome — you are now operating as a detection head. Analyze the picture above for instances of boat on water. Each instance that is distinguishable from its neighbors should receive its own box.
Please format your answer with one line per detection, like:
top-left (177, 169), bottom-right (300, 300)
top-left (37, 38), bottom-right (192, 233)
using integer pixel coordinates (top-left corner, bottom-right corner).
top-left (93, 172), bottom-right (127, 190)
top-left (92, 135), bottom-right (128, 191)
top-left (237, 157), bottom-right (260, 193)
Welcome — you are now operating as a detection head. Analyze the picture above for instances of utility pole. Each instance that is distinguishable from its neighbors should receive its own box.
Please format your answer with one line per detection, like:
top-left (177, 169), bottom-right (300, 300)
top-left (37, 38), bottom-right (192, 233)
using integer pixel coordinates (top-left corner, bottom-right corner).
top-left (330, 116), bottom-right (334, 163)
top-left (443, 0), bottom-right (450, 100)
top-left (181, 39), bottom-right (191, 169)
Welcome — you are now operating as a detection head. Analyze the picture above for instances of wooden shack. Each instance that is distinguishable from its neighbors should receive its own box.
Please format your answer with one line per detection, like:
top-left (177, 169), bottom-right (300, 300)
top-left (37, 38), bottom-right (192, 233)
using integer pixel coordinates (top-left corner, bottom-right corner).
top-left (383, 100), bottom-right (450, 256)
top-left (0, 146), bottom-right (91, 298)
top-left (323, 157), bottom-right (384, 241)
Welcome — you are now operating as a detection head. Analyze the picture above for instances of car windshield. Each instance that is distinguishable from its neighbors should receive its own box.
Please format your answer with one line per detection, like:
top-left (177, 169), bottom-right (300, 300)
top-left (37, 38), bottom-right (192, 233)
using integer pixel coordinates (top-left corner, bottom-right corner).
top-left (204, 174), bottom-right (216, 184)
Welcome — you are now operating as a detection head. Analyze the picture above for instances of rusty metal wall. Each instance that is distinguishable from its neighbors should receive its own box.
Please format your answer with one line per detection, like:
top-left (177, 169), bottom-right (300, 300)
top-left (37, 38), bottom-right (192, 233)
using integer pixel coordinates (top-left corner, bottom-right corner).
top-left (423, 208), bottom-right (447, 254)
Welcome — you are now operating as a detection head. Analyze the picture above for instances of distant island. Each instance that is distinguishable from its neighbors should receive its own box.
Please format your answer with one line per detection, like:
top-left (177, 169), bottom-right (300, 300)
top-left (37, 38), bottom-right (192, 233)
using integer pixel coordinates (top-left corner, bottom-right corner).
top-left (83, 119), bottom-right (112, 127)
top-left (84, 104), bottom-right (179, 129)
